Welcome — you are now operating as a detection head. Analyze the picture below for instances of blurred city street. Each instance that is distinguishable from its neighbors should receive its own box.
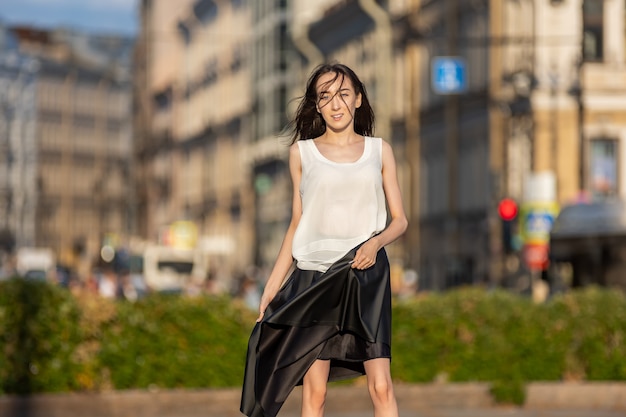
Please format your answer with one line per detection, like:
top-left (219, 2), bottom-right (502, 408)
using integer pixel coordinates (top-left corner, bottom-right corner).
top-left (0, 0), bottom-right (626, 414)
top-left (1, 0), bottom-right (625, 298)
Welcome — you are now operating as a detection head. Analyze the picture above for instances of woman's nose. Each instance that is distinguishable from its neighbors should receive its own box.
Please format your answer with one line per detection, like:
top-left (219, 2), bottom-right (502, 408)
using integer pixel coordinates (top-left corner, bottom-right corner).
top-left (331, 95), bottom-right (341, 109)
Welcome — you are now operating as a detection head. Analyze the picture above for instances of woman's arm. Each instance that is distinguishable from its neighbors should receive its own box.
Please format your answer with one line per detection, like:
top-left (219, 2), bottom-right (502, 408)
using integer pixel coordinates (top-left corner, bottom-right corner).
top-left (351, 140), bottom-right (408, 270)
top-left (257, 143), bottom-right (303, 321)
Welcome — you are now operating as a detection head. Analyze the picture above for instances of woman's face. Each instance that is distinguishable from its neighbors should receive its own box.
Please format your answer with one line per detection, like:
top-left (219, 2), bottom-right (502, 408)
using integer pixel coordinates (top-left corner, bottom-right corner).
top-left (315, 71), bottom-right (362, 133)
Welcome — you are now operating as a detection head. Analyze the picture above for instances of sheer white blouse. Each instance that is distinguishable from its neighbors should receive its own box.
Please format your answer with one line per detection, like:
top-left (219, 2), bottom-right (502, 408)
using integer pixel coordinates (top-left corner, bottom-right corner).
top-left (292, 136), bottom-right (387, 272)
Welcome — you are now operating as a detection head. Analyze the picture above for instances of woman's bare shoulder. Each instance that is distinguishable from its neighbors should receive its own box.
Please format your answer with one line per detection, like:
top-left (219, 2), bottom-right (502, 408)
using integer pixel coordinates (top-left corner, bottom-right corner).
top-left (380, 138), bottom-right (393, 152)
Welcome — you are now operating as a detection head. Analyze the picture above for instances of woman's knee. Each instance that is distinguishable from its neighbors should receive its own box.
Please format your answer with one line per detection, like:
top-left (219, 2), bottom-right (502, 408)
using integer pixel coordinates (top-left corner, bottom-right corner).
top-left (303, 383), bottom-right (327, 409)
top-left (368, 379), bottom-right (394, 404)
top-left (302, 360), bottom-right (330, 409)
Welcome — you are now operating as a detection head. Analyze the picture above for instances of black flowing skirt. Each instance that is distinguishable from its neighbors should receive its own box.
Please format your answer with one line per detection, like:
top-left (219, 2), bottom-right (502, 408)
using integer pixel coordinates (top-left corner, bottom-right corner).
top-left (240, 246), bottom-right (391, 417)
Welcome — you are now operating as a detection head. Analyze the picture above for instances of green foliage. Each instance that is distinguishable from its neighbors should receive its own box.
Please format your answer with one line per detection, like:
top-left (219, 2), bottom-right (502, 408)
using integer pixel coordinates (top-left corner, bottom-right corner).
top-left (550, 287), bottom-right (626, 381)
top-left (490, 379), bottom-right (525, 405)
top-left (98, 295), bottom-right (256, 389)
top-left (0, 278), bottom-right (82, 394)
top-left (391, 286), bottom-right (626, 404)
top-left (1, 280), bottom-right (626, 406)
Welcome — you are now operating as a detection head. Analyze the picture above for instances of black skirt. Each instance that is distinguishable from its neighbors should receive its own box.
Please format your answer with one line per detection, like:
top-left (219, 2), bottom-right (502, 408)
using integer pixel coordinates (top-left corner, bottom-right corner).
top-left (240, 246), bottom-right (391, 417)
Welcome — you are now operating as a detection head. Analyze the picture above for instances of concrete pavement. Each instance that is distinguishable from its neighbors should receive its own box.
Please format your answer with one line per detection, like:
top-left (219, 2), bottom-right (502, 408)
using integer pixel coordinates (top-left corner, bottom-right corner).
top-left (0, 383), bottom-right (625, 417)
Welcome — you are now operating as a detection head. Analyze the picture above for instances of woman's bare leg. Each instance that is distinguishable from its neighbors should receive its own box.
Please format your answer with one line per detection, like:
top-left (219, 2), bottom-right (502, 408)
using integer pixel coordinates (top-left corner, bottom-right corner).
top-left (301, 359), bottom-right (331, 417)
top-left (364, 358), bottom-right (399, 417)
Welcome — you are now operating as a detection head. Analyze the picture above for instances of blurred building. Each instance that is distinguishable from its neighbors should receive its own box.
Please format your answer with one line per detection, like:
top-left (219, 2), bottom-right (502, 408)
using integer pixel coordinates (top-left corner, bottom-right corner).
top-left (246, 0), bottom-right (302, 268)
top-left (411, 1), bottom-right (493, 289)
top-left (134, 0), bottom-right (195, 240)
top-left (133, 0), bottom-right (626, 292)
top-left (578, 0), bottom-right (626, 199)
top-left (413, 0), bottom-right (626, 290)
top-left (135, 0), bottom-right (255, 287)
top-left (0, 24), bottom-right (39, 253)
top-left (8, 26), bottom-right (134, 275)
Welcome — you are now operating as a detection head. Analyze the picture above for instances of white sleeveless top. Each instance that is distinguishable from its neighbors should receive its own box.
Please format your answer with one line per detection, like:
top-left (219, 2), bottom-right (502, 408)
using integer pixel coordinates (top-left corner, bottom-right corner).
top-left (292, 136), bottom-right (388, 272)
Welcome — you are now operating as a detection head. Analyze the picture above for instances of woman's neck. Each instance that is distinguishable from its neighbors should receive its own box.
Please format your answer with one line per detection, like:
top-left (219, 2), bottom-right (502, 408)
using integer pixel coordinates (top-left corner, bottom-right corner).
top-left (320, 130), bottom-right (361, 146)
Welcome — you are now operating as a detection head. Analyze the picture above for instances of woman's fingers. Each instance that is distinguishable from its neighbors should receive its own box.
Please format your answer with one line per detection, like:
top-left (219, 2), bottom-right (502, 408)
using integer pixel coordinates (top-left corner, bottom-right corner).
top-left (351, 256), bottom-right (375, 269)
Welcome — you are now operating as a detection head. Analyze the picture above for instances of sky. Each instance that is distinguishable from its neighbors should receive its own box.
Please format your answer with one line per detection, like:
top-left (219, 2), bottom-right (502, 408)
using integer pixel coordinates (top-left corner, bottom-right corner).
top-left (0, 0), bottom-right (139, 36)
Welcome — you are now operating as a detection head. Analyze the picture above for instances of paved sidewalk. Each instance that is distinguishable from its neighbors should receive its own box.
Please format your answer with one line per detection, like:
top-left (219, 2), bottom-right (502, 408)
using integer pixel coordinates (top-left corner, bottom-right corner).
top-left (323, 411), bottom-right (626, 417)
top-left (0, 383), bottom-right (625, 417)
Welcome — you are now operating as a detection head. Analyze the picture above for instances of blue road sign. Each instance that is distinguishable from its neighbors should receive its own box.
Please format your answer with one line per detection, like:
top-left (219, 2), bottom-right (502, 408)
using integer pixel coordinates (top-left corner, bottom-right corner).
top-left (431, 56), bottom-right (467, 95)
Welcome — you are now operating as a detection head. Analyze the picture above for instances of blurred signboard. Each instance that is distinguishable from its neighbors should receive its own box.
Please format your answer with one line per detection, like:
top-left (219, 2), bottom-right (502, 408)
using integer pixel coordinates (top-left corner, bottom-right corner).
top-left (160, 221), bottom-right (198, 250)
top-left (519, 201), bottom-right (559, 271)
top-left (431, 56), bottom-right (467, 95)
top-left (519, 201), bottom-right (559, 245)
top-left (523, 244), bottom-right (549, 271)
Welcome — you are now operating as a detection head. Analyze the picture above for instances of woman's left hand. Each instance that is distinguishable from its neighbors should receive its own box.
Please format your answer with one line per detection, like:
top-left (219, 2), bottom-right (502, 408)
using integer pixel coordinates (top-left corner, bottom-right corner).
top-left (351, 237), bottom-right (381, 270)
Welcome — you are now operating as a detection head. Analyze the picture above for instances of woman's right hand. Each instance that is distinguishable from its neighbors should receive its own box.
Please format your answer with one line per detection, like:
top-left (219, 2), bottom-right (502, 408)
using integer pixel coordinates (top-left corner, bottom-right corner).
top-left (256, 293), bottom-right (273, 322)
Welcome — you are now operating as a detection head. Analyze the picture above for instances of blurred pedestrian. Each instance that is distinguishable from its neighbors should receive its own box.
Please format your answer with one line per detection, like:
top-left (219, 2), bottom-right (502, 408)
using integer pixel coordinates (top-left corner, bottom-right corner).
top-left (241, 63), bottom-right (408, 417)
top-left (98, 268), bottom-right (117, 299)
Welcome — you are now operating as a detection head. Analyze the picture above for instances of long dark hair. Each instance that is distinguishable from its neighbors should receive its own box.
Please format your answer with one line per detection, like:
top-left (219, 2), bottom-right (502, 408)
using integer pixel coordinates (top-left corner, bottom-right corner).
top-left (287, 63), bottom-right (375, 144)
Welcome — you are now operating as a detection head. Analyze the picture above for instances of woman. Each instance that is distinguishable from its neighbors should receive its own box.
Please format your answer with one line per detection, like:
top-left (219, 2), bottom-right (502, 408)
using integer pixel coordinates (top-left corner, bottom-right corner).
top-left (241, 63), bottom-right (408, 417)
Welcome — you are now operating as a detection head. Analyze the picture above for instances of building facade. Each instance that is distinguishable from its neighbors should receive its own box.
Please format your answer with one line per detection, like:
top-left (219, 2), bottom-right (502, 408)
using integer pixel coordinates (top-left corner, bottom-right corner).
top-left (136, 0), bottom-right (255, 290)
top-left (133, 0), bottom-right (626, 292)
top-left (413, 0), bottom-right (492, 289)
top-left (9, 27), bottom-right (134, 276)
top-left (247, 0), bottom-right (301, 269)
top-left (0, 26), bottom-right (39, 253)
top-left (415, 0), bottom-right (626, 290)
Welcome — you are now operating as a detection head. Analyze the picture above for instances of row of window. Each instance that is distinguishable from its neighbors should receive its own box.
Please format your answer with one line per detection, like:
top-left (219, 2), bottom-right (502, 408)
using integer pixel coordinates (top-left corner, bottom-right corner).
top-left (420, 136), bottom-right (620, 218)
top-left (183, 47), bottom-right (246, 101)
top-left (38, 110), bottom-right (128, 132)
top-left (179, 0), bottom-right (247, 45)
top-left (39, 84), bottom-right (128, 116)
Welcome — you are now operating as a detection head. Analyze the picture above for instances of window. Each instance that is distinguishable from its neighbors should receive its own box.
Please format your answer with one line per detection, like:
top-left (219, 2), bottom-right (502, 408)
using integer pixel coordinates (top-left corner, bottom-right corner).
top-left (73, 113), bottom-right (95, 129)
top-left (107, 118), bottom-right (123, 134)
top-left (278, 85), bottom-right (288, 129)
top-left (590, 138), bottom-right (618, 198)
top-left (231, 46), bottom-right (243, 72)
top-left (177, 21), bottom-right (192, 45)
top-left (153, 87), bottom-right (172, 112)
top-left (39, 109), bottom-right (62, 124)
top-left (583, 0), bottom-right (604, 62)
top-left (193, 0), bottom-right (218, 24)
top-left (278, 23), bottom-right (289, 71)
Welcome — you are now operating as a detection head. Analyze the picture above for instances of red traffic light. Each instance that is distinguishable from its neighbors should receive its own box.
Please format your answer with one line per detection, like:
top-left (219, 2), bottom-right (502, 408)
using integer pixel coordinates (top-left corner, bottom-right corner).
top-left (498, 198), bottom-right (518, 221)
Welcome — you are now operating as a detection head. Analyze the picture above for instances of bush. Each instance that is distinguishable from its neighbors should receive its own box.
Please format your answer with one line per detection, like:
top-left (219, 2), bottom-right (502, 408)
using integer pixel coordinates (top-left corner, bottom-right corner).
top-left (98, 294), bottom-right (256, 389)
top-left (391, 286), bottom-right (626, 403)
top-left (1, 280), bottom-right (626, 405)
top-left (0, 278), bottom-right (83, 394)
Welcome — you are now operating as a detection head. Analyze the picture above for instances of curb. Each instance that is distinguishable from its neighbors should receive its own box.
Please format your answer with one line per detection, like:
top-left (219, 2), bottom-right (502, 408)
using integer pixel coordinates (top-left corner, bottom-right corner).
top-left (525, 382), bottom-right (626, 410)
top-left (0, 382), bottom-right (624, 417)
top-left (283, 383), bottom-right (494, 413)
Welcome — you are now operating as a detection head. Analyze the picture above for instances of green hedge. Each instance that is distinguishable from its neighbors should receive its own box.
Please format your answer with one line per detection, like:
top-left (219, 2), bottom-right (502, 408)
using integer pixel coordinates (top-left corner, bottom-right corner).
top-left (98, 294), bottom-right (254, 389)
top-left (0, 278), bottom-right (82, 394)
top-left (1, 278), bottom-right (625, 404)
top-left (391, 286), bottom-right (626, 403)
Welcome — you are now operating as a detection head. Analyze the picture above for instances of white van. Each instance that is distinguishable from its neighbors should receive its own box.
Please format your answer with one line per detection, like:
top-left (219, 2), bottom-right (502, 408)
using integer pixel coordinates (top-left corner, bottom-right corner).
top-left (16, 247), bottom-right (56, 281)
top-left (142, 244), bottom-right (209, 293)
